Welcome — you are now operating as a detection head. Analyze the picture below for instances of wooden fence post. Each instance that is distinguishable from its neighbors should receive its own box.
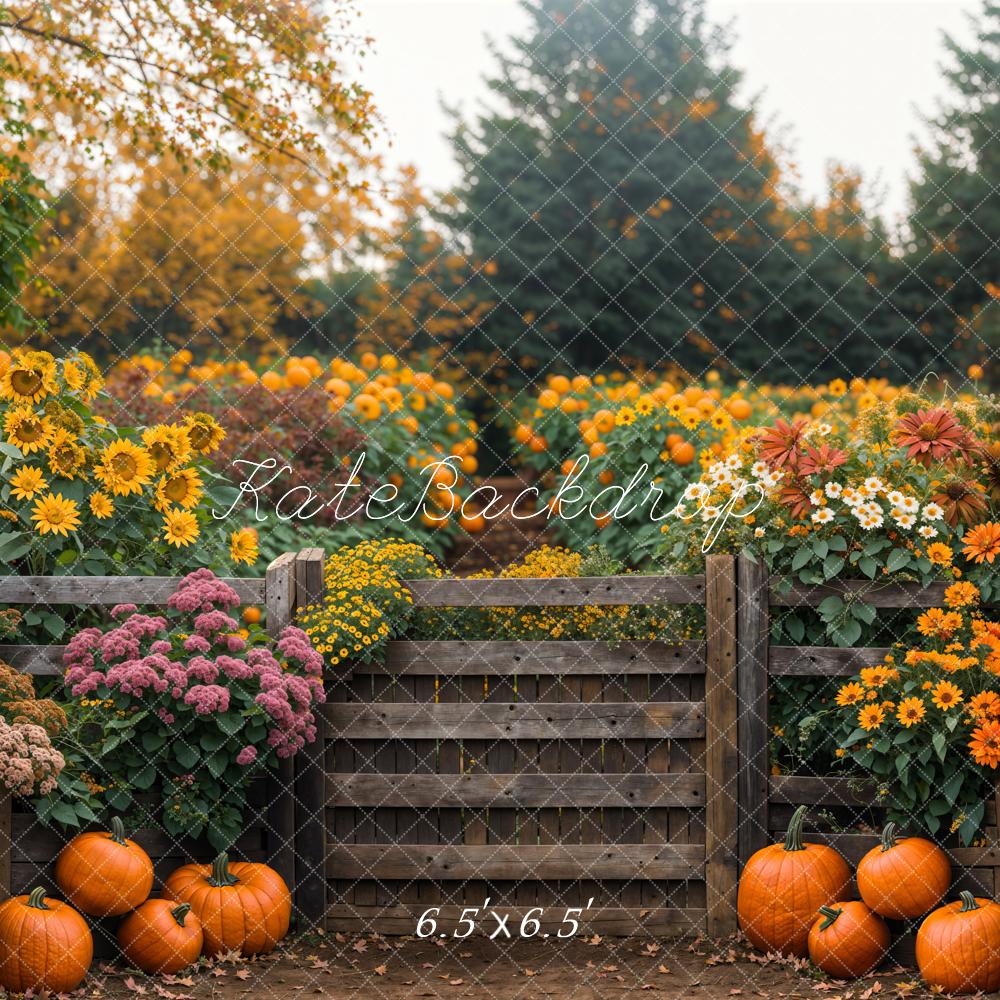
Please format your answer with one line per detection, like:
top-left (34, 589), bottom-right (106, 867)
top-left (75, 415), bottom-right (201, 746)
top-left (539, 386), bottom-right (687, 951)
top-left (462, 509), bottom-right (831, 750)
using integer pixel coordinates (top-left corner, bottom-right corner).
top-left (705, 555), bottom-right (738, 936)
top-left (0, 792), bottom-right (10, 901)
top-left (264, 552), bottom-right (297, 892)
top-left (737, 553), bottom-right (770, 867)
top-left (293, 548), bottom-right (327, 929)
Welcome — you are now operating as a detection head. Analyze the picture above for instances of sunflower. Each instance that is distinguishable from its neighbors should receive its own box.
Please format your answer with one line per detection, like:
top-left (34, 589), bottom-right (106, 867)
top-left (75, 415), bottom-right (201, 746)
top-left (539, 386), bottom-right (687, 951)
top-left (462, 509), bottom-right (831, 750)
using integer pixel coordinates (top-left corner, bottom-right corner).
top-left (969, 721), bottom-right (1000, 769)
top-left (978, 441), bottom-right (1000, 503)
top-left (141, 424), bottom-right (192, 473)
top-left (931, 680), bottom-right (963, 711)
top-left (10, 466), bottom-right (48, 501)
top-left (944, 581), bottom-right (980, 608)
top-left (94, 438), bottom-right (154, 496)
top-left (916, 608), bottom-right (963, 638)
top-left (962, 522), bottom-right (1000, 565)
top-left (896, 697), bottom-right (926, 728)
top-left (857, 703), bottom-right (885, 731)
top-left (161, 507), bottom-right (199, 547)
top-left (4, 407), bottom-right (53, 455)
top-left (89, 492), bottom-right (114, 519)
top-left (835, 681), bottom-right (865, 706)
top-left (893, 407), bottom-right (969, 466)
top-left (30, 492), bottom-right (81, 536)
top-left (62, 352), bottom-right (104, 400)
top-left (0, 350), bottom-right (57, 404)
top-left (615, 407), bottom-right (637, 427)
top-left (230, 527), bottom-right (259, 566)
top-left (183, 413), bottom-right (225, 454)
top-left (931, 477), bottom-right (988, 527)
top-left (46, 429), bottom-right (89, 480)
top-left (154, 468), bottom-right (203, 511)
top-left (43, 400), bottom-right (84, 436)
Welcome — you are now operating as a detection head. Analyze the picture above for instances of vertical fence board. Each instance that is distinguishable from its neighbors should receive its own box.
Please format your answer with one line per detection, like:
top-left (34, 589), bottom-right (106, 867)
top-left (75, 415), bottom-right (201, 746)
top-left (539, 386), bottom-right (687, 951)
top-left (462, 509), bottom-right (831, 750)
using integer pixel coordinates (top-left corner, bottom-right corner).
top-left (0, 793), bottom-right (10, 901)
top-left (737, 554), bottom-right (770, 868)
top-left (705, 555), bottom-right (738, 936)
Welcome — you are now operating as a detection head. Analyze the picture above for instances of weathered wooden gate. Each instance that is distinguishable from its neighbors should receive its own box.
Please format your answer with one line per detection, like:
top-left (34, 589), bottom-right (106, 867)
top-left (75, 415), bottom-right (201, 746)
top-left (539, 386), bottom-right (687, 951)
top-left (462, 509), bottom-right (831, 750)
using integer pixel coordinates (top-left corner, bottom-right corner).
top-left (309, 556), bottom-right (739, 938)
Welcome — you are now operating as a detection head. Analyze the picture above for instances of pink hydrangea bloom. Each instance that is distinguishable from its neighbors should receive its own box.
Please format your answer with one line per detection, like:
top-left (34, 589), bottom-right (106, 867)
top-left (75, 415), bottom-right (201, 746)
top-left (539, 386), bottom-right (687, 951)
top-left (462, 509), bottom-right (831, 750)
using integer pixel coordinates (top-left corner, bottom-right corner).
top-left (236, 746), bottom-right (257, 766)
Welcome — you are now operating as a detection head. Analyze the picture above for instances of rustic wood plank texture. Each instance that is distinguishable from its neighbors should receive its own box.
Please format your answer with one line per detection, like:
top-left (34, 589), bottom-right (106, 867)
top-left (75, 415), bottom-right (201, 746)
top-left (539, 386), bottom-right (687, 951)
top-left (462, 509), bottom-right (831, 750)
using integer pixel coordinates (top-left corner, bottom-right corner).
top-left (376, 639), bottom-right (706, 675)
top-left (326, 843), bottom-right (704, 880)
top-left (0, 575), bottom-right (263, 605)
top-left (264, 552), bottom-right (297, 894)
top-left (325, 904), bottom-right (707, 937)
top-left (0, 644), bottom-right (65, 675)
top-left (320, 701), bottom-right (705, 739)
top-left (802, 831), bottom-right (1000, 869)
top-left (0, 793), bottom-right (10, 901)
top-left (403, 575), bottom-right (705, 607)
top-left (705, 555), bottom-right (738, 937)
top-left (737, 554), bottom-right (770, 867)
top-left (293, 548), bottom-right (327, 927)
top-left (769, 645), bottom-right (890, 676)
top-left (769, 774), bottom-right (875, 806)
top-left (771, 579), bottom-right (948, 608)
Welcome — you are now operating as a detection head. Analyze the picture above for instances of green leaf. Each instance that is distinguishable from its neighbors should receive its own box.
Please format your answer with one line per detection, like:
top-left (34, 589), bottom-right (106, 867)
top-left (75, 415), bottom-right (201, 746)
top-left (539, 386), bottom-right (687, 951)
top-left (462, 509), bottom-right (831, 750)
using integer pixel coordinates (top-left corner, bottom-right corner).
top-left (943, 771), bottom-right (964, 806)
top-left (932, 731), bottom-right (947, 763)
top-left (822, 555), bottom-right (845, 580)
top-left (142, 730), bottom-right (166, 753)
top-left (174, 743), bottom-right (200, 769)
top-left (850, 601), bottom-right (876, 625)
top-left (50, 801), bottom-right (80, 827)
top-left (817, 595), bottom-right (844, 618)
top-left (885, 548), bottom-right (911, 573)
top-left (832, 619), bottom-right (862, 647)
top-left (959, 801), bottom-right (986, 845)
top-left (812, 539), bottom-right (829, 560)
top-left (858, 557), bottom-right (877, 578)
top-left (132, 765), bottom-right (157, 790)
top-left (206, 751), bottom-right (228, 779)
top-left (216, 712), bottom-right (245, 737)
top-left (791, 547), bottom-right (813, 572)
top-left (783, 614), bottom-right (805, 643)
top-left (200, 731), bottom-right (227, 753)
top-left (827, 536), bottom-right (847, 552)
top-left (105, 788), bottom-right (133, 811)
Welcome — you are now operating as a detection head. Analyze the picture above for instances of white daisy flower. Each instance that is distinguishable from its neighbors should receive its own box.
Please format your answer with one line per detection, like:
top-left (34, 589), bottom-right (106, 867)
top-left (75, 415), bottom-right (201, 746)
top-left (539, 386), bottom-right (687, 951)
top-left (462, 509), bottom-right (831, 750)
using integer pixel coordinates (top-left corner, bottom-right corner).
top-left (751, 461), bottom-right (768, 479)
top-left (811, 508), bottom-right (835, 524)
top-left (899, 496), bottom-right (919, 514)
top-left (886, 490), bottom-right (905, 507)
top-left (863, 477), bottom-right (884, 494)
top-left (817, 423), bottom-right (833, 436)
top-left (824, 482), bottom-right (843, 499)
top-left (893, 513), bottom-right (916, 529)
top-left (810, 488), bottom-right (825, 505)
top-left (725, 454), bottom-right (742, 470)
top-left (922, 502), bottom-right (944, 521)
top-left (754, 526), bottom-right (765, 537)
top-left (919, 525), bottom-right (938, 539)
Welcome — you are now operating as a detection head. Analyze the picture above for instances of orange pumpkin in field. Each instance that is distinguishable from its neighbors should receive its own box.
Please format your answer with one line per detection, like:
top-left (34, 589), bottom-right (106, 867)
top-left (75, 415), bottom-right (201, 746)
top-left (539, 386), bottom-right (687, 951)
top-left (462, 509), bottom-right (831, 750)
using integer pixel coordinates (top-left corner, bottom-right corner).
top-left (0, 887), bottom-right (93, 994)
top-left (737, 806), bottom-right (852, 957)
top-left (916, 892), bottom-right (1000, 994)
top-left (164, 854), bottom-right (291, 957)
top-left (118, 899), bottom-right (203, 974)
top-left (856, 821), bottom-right (950, 919)
top-left (807, 901), bottom-right (889, 978)
top-left (55, 816), bottom-right (153, 917)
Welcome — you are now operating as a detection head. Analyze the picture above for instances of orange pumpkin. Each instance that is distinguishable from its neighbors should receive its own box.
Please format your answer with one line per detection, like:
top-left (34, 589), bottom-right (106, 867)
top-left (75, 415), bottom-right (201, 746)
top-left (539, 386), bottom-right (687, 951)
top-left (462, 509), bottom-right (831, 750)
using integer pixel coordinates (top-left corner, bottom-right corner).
top-left (737, 805), bottom-right (852, 957)
top-left (118, 899), bottom-right (204, 974)
top-left (856, 821), bottom-right (950, 919)
top-left (807, 901), bottom-right (889, 978)
top-left (0, 886), bottom-right (93, 994)
top-left (916, 892), bottom-right (1000, 994)
top-left (164, 853), bottom-right (291, 957)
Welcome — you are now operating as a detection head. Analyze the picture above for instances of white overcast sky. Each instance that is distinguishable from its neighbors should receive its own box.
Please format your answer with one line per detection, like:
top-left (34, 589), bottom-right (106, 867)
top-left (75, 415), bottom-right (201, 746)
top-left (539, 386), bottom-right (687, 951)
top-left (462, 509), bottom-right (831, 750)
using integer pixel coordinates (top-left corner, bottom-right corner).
top-left (359, 0), bottom-right (980, 225)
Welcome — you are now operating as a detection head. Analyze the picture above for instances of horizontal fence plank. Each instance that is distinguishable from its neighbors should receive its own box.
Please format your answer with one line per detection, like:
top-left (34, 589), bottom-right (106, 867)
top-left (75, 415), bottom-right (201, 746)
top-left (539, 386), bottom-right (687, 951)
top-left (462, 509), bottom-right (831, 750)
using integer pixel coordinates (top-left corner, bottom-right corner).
top-left (403, 575), bottom-right (705, 607)
top-left (769, 775), bottom-right (875, 807)
top-left (326, 844), bottom-right (704, 881)
top-left (769, 646), bottom-right (890, 677)
top-left (0, 644), bottom-right (64, 675)
top-left (771, 579), bottom-right (947, 608)
top-left (325, 904), bottom-right (707, 937)
top-left (321, 701), bottom-right (705, 739)
top-left (0, 576), bottom-right (264, 606)
top-left (377, 639), bottom-right (707, 676)
top-left (325, 772), bottom-right (705, 808)
top-left (803, 832), bottom-right (1000, 869)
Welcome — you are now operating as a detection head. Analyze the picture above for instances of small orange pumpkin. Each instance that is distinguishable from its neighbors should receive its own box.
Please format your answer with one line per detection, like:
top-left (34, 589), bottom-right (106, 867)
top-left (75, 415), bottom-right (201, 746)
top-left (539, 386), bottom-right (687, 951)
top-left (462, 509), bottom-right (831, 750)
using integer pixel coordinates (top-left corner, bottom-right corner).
top-left (0, 886), bottom-right (93, 994)
top-left (118, 899), bottom-right (204, 974)
top-left (857, 821), bottom-right (950, 919)
top-left (164, 853), bottom-right (291, 957)
top-left (807, 901), bottom-right (889, 978)
top-left (916, 892), bottom-right (1000, 994)
top-left (55, 816), bottom-right (153, 917)
top-left (737, 805), bottom-right (852, 957)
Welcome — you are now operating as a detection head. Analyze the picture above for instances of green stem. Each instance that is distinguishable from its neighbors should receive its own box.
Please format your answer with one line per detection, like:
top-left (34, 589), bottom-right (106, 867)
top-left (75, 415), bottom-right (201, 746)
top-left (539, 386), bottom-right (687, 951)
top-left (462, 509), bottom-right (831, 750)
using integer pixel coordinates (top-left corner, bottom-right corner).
top-left (109, 816), bottom-right (127, 845)
top-left (880, 821), bottom-right (898, 852)
top-left (26, 887), bottom-right (49, 910)
top-left (818, 905), bottom-right (842, 931)
top-left (959, 891), bottom-right (979, 913)
top-left (783, 805), bottom-right (808, 852)
top-left (208, 853), bottom-right (240, 887)
top-left (171, 902), bottom-right (192, 927)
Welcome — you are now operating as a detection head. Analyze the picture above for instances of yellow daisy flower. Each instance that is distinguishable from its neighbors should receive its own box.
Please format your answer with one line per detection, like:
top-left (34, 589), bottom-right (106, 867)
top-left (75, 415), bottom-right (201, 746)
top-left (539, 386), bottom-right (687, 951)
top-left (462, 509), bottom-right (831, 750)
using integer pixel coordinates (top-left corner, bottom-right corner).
top-left (161, 507), bottom-right (199, 547)
top-left (931, 680), bottom-right (963, 711)
top-left (230, 527), bottom-right (259, 566)
top-left (10, 466), bottom-right (47, 501)
top-left (183, 412), bottom-right (225, 454)
top-left (155, 468), bottom-right (203, 511)
top-left (46, 429), bottom-right (88, 480)
top-left (0, 350), bottom-right (57, 404)
top-left (142, 424), bottom-right (192, 472)
top-left (30, 492), bottom-right (81, 536)
top-left (89, 492), bottom-right (114, 519)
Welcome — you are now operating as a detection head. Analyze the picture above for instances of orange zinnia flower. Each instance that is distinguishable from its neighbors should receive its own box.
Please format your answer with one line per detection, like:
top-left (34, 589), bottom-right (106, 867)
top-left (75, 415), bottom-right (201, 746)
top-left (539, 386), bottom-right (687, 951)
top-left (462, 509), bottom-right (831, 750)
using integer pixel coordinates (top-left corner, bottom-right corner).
top-left (894, 407), bottom-right (969, 466)
top-left (969, 720), bottom-right (1000, 769)
top-left (962, 522), bottom-right (1000, 565)
top-left (931, 680), bottom-right (963, 711)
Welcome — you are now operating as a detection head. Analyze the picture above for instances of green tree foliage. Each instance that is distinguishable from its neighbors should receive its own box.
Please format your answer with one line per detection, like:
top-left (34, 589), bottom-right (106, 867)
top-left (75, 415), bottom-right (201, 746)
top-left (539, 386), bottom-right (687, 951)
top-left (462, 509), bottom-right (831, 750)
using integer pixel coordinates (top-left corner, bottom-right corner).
top-left (903, 0), bottom-right (1000, 378)
top-left (445, 0), bottom-right (913, 383)
top-left (0, 152), bottom-right (45, 336)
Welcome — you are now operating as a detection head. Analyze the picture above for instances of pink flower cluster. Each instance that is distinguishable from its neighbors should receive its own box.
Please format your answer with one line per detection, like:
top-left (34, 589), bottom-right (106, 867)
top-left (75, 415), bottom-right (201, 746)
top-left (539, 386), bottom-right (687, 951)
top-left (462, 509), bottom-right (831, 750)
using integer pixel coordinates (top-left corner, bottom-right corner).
top-left (0, 718), bottom-right (64, 796)
top-left (63, 569), bottom-right (325, 763)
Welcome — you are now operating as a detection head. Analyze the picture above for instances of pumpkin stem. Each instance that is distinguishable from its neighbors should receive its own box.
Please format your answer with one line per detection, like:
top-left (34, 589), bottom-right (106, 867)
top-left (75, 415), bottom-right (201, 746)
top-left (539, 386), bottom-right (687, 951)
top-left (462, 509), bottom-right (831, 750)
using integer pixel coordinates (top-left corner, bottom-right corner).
top-left (109, 816), bottom-right (127, 845)
top-left (26, 887), bottom-right (49, 910)
top-left (959, 891), bottom-right (980, 913)
top-left (880, 821), bottom-right (898, 852)
top-left (783, 805), bottom-right (808, 852)
top-left (817, 905), bottom-right (842, 931)
top-left (208, 853), bottom-right (240, 887)
top-left (171, 902), bottom-right (192, 927)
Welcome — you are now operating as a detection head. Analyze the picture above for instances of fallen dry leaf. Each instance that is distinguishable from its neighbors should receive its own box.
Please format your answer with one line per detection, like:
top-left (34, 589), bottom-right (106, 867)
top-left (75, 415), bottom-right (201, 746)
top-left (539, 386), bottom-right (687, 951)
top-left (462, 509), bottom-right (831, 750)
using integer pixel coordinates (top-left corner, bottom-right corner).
top-left (374, 965), bottom-right (387, 976)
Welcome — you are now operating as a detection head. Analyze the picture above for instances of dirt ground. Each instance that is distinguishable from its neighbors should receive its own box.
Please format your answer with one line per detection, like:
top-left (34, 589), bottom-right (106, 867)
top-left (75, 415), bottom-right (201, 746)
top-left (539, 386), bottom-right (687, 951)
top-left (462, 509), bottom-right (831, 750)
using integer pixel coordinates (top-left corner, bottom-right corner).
top-left (85, 932), bottom-right (943, 1000)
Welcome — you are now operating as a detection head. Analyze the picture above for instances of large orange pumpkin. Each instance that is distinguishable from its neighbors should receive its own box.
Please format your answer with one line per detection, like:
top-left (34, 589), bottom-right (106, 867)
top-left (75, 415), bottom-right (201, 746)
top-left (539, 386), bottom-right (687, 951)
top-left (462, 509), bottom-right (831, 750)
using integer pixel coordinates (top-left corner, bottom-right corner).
top-left (857, 821), bottom-right (950, 919)
top-left (916, 892), bottom-right (1000, 994)
top-left (0, 886), bottom-right (93, 994)
top-left (737, 805), bottom-right (852, 957)
top-left (807, 901), bottom-right (889, 978)
top-left (163, 853), bottom-right (291, 957)
top-left (55, 816), bottom-right (153, 917)
top-left (118, 899), bottom-right (204, 974)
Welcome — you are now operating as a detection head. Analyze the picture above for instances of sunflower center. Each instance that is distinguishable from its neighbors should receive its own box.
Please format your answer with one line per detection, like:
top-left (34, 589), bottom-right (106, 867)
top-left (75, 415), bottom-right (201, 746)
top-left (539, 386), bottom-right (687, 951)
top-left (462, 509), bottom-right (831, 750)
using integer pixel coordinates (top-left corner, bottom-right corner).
top-left (11, 370), bottom-right (42, 396)
top-left (111, 453), bottom-right (138, 479)
top-left (19, 419), bottom-right (43, 442)
top-left (917, 422), bottom-right (940, 441)
top-left (188, 425), bottom-right (211, 450)
top-left (149, 442), bottom-right (173, 471)
top-left (46, 505), bottom-right (66, 525)
top-left (164, 476), bottom-right (189, 502)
